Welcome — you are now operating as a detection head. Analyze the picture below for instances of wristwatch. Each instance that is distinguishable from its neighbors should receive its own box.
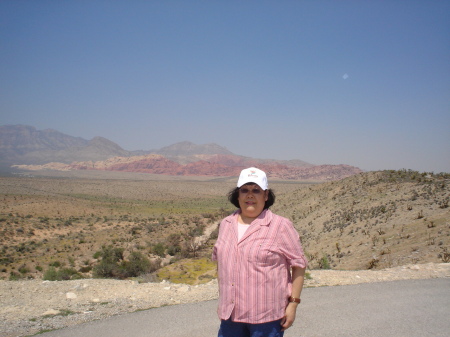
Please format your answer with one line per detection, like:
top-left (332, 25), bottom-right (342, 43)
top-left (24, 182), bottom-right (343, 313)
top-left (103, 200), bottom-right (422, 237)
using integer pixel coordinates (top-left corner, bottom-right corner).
top-left (288, 296), bottom-right (301, 304)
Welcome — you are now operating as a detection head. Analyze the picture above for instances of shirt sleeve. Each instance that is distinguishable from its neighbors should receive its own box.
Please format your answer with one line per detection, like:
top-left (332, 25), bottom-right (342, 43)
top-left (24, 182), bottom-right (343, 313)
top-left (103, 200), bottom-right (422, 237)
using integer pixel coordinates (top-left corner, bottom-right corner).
top-left (278, 218), bottom-right (308, 269)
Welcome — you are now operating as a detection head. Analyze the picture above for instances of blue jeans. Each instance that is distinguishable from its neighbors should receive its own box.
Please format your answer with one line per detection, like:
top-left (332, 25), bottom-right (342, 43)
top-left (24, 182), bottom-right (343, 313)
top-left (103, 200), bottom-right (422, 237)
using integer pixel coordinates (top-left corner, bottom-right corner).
top-left (218, 318), bottom-right (284, 337)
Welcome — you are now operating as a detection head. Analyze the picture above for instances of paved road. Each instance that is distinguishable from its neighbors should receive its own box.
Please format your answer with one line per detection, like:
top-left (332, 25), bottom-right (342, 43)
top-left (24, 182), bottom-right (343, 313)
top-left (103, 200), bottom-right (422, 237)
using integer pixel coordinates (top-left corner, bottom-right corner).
top-left (40, 278), bottom-right (449, 337)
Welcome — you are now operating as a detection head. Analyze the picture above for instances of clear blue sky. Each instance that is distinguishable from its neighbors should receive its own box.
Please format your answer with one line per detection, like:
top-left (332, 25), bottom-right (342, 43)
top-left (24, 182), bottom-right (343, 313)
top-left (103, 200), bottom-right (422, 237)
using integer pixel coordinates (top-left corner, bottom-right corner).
top-left (1, 1), bottom-right (449, 173)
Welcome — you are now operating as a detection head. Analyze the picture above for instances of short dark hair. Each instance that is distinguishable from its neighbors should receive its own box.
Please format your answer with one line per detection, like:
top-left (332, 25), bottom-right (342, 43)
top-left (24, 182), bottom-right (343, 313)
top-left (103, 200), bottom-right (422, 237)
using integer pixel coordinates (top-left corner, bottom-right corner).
top-left (228, 186), bottom-right (276, 209)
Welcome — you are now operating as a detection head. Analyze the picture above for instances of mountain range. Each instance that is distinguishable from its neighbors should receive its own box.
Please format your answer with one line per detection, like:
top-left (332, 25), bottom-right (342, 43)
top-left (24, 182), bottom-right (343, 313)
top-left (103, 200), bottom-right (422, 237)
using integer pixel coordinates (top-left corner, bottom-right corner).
top-left (0, 125), bottom-right (362, 181)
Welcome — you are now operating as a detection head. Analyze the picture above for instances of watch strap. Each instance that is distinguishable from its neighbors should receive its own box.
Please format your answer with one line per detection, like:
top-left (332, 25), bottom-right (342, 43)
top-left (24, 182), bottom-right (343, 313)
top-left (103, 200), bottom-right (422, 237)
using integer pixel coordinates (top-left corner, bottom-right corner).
top-left (288, 296), bottom-right (301, 304)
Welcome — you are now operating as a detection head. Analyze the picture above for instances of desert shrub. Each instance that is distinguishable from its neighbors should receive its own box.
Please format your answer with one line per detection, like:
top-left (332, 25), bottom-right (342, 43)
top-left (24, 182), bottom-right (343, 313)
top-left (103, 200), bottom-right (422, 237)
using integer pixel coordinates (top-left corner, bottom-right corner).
top-left (167, 245), bottom-right (182, 256)
top-left (438, 247), bottom-right (449, 263)
top-left (93, 260), bottom-right (119, 278)
top-left (94, 245), bottom-right (124, 262)
top-left (58, 268), bottom-right (82, 280)
top-left (367, 258), bottom-right (379, 269)
top-left (318, 255), bottom-right (331, 269)
top-left (43, 267), bottom-right (81, 281)
top-left (93, 248), bottom-right (159, 279)
top-left (92, 245), bottom-right (125, 278)
top-left (43, 267), bottom-right (59, 280)
top-left (130, 226), bottom-right (141, 236)
top-left (189, 224), bottom-right (205, 237)
top-left (167, 233), bottom-right (181, 246)
top-left (152, 243), bottom-right (166, 257)
top-left (9, 271), bottom-right (21, 281)
top-left (0, 257), bottom-right (14, 266)
top-left (79, 266), bottom-right (92, 273)
top-left (439, 198), bottom-right (449, 209)
top-left (119, 251), bottom-right (155, 278)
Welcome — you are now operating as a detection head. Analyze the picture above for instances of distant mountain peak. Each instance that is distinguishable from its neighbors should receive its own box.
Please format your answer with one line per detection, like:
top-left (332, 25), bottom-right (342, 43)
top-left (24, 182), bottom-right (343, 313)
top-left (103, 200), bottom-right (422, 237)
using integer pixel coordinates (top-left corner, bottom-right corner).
top-left (1, 125), bottom-right (363, 181)
top-left (155, 141), bottom-right (233, 156)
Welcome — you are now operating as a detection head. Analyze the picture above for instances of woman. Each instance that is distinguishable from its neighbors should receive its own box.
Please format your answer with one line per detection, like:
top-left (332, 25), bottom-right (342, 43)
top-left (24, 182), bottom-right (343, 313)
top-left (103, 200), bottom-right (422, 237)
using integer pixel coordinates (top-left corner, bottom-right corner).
top-left (212, 167), bottom-right (308, 337)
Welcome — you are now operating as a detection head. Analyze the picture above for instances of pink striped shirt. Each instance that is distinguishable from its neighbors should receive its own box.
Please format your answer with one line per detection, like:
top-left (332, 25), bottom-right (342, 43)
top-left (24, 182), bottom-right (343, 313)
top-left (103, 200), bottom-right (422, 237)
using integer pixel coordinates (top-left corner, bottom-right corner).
top-left (212, 209), bottom-right (308, 324)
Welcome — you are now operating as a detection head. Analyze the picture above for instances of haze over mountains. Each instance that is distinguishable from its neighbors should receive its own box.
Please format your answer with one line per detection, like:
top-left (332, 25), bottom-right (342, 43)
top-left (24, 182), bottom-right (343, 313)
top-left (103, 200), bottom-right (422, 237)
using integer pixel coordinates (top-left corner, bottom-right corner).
top-left (1, 125), bottom-right (362, 181)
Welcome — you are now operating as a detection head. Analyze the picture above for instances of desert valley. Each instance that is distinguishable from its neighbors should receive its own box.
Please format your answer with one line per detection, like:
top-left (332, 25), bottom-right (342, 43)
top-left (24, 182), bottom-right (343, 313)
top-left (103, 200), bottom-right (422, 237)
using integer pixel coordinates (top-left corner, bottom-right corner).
top-left (0, 125), bottom-right (449, 282)
top-left (1, 168), bottom-right (449, 283)
top-left (0, 125), bottom-right (449, 336)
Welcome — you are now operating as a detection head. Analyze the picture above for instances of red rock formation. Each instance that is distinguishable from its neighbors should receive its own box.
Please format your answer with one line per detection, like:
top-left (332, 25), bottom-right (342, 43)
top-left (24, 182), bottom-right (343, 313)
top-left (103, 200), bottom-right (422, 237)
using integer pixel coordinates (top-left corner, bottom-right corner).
top-left (14, 154), bottom-right (363, 181)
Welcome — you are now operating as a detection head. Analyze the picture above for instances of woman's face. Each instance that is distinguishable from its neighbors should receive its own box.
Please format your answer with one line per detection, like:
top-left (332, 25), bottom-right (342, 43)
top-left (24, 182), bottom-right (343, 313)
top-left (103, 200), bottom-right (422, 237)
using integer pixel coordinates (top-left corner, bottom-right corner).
top-left (238, 183), bottom-right (268, 220)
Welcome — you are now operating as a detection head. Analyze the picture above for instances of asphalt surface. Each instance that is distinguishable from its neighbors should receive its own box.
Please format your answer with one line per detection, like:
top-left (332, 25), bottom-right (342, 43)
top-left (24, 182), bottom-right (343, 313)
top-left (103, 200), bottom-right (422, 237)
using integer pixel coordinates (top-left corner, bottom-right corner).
top-left (40, 278), bottom-right (449, 337)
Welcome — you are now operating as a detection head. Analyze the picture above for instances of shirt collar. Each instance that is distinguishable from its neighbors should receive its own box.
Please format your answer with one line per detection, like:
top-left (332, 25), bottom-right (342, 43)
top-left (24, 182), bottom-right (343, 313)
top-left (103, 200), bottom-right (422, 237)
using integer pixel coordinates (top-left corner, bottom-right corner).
top-left (227, 209), bottom-right (272, 226)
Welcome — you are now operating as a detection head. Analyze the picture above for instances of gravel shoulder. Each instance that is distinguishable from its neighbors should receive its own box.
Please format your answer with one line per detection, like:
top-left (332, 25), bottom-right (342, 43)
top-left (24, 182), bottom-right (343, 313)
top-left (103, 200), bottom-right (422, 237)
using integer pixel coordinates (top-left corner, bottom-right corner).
top-left (1, 263), bottom-right (449, 337)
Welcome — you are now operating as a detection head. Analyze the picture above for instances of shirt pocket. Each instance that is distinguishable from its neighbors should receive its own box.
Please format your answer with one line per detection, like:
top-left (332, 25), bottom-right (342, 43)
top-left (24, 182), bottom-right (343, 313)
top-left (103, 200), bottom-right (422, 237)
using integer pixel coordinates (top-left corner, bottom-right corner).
top-left (247, 242), bottom-right (280, 266)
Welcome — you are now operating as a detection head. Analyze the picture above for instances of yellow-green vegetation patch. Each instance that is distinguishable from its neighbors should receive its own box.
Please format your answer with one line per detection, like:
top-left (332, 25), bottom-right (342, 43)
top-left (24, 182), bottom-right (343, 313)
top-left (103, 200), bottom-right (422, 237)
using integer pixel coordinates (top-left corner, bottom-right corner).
top-left (65, 194), bottom-right (229, 216)
top-left (156, 258), bottom-right (217, 285)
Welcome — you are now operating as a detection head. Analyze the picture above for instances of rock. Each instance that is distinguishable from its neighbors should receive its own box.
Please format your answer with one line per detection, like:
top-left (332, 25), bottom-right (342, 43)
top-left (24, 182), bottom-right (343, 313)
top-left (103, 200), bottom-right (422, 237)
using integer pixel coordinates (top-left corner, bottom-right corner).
top-left (72, 283), bottom-right (89, 291)
top-left (66, 292), bottom-right (77, 299)
top-left (178, 285), bottom-right (191, 292)
top-left (42, 309), bottom-right (60, 316)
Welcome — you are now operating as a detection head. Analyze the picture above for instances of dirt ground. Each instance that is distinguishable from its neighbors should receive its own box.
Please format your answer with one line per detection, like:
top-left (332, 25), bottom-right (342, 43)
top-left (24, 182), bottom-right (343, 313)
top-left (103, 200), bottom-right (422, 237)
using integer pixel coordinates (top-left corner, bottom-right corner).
top-left (1, 262), bottom-right (449, 337)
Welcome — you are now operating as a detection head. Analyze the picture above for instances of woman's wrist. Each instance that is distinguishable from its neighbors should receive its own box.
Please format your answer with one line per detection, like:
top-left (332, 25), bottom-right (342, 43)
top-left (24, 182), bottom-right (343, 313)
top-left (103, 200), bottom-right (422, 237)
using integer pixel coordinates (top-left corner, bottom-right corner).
top-left (288, 296), bottom-right (301, 304)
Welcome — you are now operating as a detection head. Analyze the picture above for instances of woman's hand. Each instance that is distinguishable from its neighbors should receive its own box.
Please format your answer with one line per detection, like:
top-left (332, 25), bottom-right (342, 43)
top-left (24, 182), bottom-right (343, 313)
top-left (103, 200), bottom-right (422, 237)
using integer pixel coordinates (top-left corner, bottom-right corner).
top-left (281, 302), bottom-right (298, 331)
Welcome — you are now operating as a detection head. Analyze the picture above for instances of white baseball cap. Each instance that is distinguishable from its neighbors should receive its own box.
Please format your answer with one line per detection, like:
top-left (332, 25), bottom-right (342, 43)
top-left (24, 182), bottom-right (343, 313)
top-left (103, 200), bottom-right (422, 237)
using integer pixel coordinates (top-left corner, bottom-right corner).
top-left (237, 167), bottom-right (268, 190)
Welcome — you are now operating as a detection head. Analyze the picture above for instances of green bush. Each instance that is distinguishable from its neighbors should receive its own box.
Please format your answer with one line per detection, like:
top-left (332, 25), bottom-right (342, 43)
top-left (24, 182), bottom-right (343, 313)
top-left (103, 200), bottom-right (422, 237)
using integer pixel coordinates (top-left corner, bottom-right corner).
top-left (319, 255), bottom-right (331, 269)
top-left (79, 266), bottom-right (92, 273)
top-left (93, 245), bottom-right (124, 262)
top-left (119, 251), bottom-right (152, 278)
top-left (152, 243), bottom-right (166, 257)
top-left (43, 267), bottom-right (81, 281)
top-left (43, 267), bottom-right (58, 280)
top-left (93, 261), bottom-right (119, 278)
top-left (93, 246), bottom-right (159, 279)
top-left (167, 245), bottom-right (181, 256)
top-left (49, 260), bottom-right (61, 267)
top-left (189, 224), bottom-right (205, 237)
top-left (9, 271), bottom-right (21, 281)
top-left (92, 245), bottom-right (125, 278)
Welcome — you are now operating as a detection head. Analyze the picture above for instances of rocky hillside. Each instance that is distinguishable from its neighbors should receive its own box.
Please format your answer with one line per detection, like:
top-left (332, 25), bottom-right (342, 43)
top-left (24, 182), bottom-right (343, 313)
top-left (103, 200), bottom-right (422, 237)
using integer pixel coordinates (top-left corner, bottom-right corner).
top-left (272, 170), bottom-right (450, 270)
